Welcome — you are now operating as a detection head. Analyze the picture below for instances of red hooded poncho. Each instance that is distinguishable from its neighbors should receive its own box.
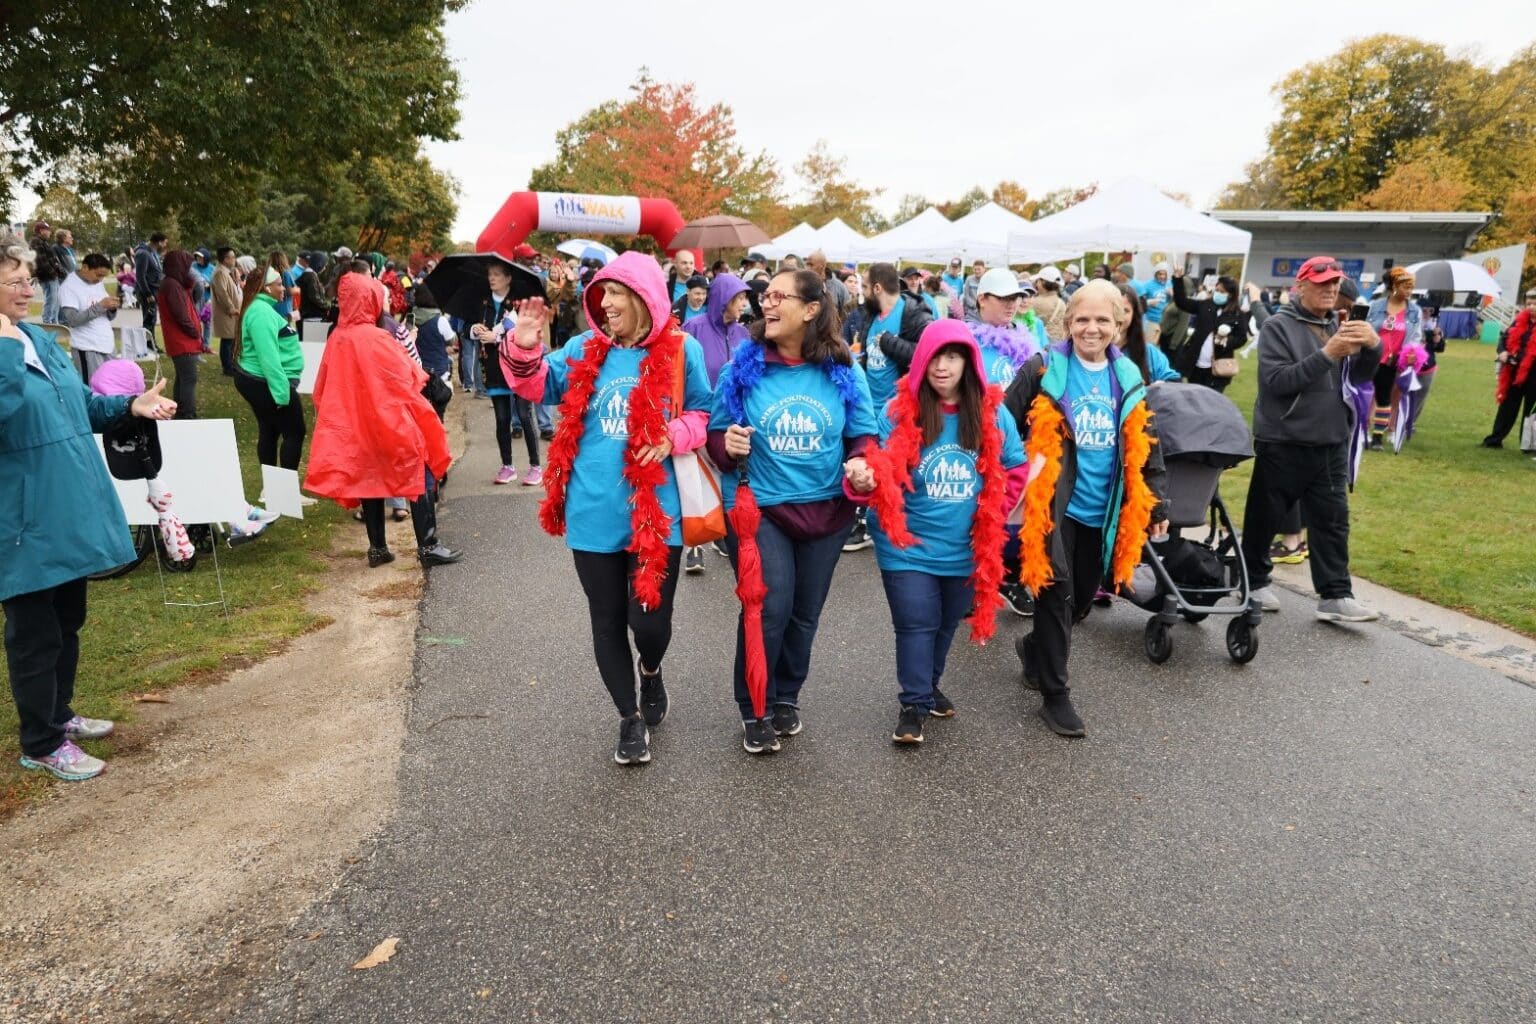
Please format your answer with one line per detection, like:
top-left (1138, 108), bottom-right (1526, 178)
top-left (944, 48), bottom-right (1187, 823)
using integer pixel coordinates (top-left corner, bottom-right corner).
top-left (303, 274), bottom-right (452, 506)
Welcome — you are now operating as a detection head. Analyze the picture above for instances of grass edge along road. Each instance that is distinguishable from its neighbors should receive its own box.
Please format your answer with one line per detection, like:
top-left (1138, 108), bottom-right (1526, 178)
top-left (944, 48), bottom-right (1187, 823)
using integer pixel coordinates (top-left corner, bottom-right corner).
top-left (0, 329), bottom-right (348, 816)
top-left (1217, 338), bottom-right (1534, 638)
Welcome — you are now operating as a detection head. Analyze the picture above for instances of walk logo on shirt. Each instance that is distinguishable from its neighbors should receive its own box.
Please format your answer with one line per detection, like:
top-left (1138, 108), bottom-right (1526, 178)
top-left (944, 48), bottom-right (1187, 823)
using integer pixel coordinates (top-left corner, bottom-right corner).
top-left (918, 444), bottom-right (978, 502)
top-left (761, 394), bottom-right (833, 457)
top-left (595, 375), bottom-right (639, 439)
top-left (866, 343), bottom-right (887, 370)
top-left (986, 353), bottom-right (1017, 387)
top-left (1072, 399), bottom-right (1117, 450)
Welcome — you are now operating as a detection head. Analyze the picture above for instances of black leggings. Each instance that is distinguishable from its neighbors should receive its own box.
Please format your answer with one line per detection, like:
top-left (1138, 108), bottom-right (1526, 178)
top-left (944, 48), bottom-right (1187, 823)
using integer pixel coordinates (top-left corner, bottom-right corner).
top-left (360, 491), bottom-right (437, 551)
top-left (491, 394), bottom-right (541, 467)
top-left (571, 547), bottom-right (682, 717)
top-left (234, 370), bottom-right (306, 469)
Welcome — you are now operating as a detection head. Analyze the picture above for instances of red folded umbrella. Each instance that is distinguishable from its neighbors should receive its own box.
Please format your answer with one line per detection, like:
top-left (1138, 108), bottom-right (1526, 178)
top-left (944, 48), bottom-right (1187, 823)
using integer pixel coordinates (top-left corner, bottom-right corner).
top-left (729, 472), bottom-right (769, 719)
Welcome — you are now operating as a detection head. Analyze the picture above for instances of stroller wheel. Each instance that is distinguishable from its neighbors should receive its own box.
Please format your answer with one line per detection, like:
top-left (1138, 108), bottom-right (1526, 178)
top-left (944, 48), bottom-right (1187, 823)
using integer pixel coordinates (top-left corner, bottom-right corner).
top-left (1180, 610), bottom-right (1209, 624)
top-left (1144, 618), bottom-right (1174, 664)
top-left (1226, 618), bottom-right (1259, 664)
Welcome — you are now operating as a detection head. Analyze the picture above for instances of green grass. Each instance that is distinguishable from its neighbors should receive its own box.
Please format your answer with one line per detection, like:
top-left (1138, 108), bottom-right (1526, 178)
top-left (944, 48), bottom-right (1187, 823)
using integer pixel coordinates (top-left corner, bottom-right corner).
top-left (1215, 338), bottom-right (1535, 637)
top-left (1, 330), bottom-right (347, 812)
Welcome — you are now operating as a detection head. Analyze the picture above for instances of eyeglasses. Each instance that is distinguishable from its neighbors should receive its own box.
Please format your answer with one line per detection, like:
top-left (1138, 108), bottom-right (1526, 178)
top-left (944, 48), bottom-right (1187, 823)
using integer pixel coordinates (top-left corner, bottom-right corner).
top-left (0, 277), bottom-right (38, 293)
top-left (761, 290), bottom-right (805, 308)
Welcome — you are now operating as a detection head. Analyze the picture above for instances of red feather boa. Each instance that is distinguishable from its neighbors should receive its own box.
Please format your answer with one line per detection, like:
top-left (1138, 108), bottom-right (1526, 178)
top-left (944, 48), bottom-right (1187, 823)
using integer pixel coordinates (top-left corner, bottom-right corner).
top-left (866, 379), bottom-right (1010, 645)
top-left (538, 322), bottom-right (684, 610)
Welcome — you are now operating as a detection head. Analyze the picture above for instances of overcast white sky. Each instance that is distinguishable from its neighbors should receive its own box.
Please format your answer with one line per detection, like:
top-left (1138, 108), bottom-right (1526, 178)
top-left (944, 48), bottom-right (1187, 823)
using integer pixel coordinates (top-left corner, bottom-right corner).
top-left (428, 0), bottom-right (1536, 243)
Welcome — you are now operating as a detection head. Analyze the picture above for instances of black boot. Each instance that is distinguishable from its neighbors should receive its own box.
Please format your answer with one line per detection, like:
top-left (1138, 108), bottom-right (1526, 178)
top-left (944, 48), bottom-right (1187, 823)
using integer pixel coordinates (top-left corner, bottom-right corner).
top-left (409, 490), bottom-right (461, 566)
top-left (1015, 634), bottom-right (1041, 691)
top-left (367, 547), bottom-right (395, 568)
top-left (1039, 697), bottom-right (1086, 738)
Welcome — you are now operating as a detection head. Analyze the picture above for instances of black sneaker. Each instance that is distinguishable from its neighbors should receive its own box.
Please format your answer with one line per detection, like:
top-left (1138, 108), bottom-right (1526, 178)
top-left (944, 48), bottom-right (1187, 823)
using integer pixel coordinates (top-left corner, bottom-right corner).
top-left (929, 689), bottom-right (956, 718)
top-left (418, 542), bottom-right (462, 567)
top-left (1015, 634), bottom-right (1041, 691)
top-left (684, 546), bottom-right (706, 575)
top-left (770, 703), bottom-right (802, 737)
top-left (842, 521), bottom-right (872, 552)
top-left (1000, 583), bottom-right (1034, 617)
top-left (1039, 698), bottom-right (1086, 738)
top-left (741, 718), bottom-right (780, 754)
top-left (638, 659), bottom-right (668, 727)
top-left (892, 706), bottom-right (925, 744)
top-left (1367, 435), bottom-right (1384, 451)
top-left (710, 539), bottom-right (729, 558)
top-left (614, 713), bottom-right (651, 765)
top-left (367, 546), bottom-right (396, 568)
top-left (539, 429), bottom-right (556, 441)
top-left (511, 425), bottom-right (524, 439)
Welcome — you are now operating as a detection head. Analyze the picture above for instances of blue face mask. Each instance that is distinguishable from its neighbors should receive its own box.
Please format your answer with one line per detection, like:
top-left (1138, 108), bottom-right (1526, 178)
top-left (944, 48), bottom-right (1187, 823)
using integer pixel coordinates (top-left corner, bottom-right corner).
top-left (1212, 292), bottom-right (1229, 307)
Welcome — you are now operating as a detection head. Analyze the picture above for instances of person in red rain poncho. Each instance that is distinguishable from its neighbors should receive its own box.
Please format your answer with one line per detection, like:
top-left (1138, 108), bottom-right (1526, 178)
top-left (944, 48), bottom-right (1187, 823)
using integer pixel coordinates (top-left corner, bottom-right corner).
top-left (304, 273), bottom-right (462, 568)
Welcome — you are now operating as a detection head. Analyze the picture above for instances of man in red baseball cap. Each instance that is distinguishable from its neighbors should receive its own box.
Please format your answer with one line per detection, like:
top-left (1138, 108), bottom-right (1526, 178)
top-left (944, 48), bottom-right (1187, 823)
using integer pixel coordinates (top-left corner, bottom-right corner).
top-left (1238, 255), bottom-right (1383, 623)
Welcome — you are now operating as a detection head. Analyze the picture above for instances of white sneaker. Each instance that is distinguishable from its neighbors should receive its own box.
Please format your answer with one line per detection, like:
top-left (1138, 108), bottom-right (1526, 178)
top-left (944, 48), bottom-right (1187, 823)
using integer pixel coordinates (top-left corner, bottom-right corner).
top-left (1315, 597), bottom-right (1379, 622)
top-left (298, 494), bottom-right (318, 507)
top-left (1250, 586), bottom-right (1281, 612)
top-left (20, 740), bottom-right (106, 781)
top-left (247, 504), bottom-right (281, 524)
top-left (64, 714), bottom-right (115, 740)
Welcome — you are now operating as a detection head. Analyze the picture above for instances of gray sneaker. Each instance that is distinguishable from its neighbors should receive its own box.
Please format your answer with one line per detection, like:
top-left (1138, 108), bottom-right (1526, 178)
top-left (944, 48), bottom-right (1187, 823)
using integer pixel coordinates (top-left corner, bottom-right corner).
top-left (63, 714), bottom-right (114, 740)
top-left (1250, 586), bottom-right (1281, 612)
top-left (1315, 597), bottom-right (1379, 623)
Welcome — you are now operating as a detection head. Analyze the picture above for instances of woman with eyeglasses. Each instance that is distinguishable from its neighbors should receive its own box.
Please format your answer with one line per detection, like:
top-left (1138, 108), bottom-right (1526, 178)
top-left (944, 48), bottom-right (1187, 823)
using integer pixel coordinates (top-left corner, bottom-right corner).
top-left (0, 232), bottom-right (177, 781)
top-left (707, 269), bottom-right (878, 755)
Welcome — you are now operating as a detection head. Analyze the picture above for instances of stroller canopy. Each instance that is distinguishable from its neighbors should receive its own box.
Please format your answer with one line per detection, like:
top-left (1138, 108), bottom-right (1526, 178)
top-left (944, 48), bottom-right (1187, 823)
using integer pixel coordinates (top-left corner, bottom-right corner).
top-left (1146, 382), bottom-right (1253, 468)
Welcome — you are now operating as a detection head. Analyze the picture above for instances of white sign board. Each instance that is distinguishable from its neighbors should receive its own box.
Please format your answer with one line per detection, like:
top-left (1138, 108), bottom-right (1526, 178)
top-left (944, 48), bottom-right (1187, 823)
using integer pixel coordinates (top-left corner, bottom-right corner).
top-left (297, 342), bottom-right (325, 394)
top-left (536, 192), bottom-right (642, 236)
top-left (1466, 243), bottom-right (1528, 304)
top-left (301, 320), bottom-right (330, 344)
top-left (96, 419), bottom-right (248, 527)
top-left (260, 465), bottom-right (305, 519)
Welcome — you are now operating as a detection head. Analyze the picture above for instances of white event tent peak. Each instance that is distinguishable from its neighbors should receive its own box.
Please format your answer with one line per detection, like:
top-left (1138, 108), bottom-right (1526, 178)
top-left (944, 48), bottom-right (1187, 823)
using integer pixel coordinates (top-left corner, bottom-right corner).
top-left (809, 217), bottom-right (867, 263)
top-left (758, 221), bottom-right (819, 261)
top-left (1009, 178), bottom-right (1253, 268)
top-left (921, 202), bottom-right (1081, 266)
top-left (849, 207), bottom-right (954, 263)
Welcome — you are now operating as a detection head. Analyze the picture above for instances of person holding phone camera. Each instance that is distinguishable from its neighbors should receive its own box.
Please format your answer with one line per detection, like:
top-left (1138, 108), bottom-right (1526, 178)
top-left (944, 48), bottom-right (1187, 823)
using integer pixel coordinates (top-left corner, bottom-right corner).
top-left (1239, 256), bottom-right (1381, 624)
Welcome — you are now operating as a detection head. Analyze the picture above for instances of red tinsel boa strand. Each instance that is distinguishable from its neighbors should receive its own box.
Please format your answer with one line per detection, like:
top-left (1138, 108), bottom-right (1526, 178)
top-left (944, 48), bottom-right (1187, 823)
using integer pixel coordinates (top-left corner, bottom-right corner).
top-left (538, 335), bottom-right (611, 538)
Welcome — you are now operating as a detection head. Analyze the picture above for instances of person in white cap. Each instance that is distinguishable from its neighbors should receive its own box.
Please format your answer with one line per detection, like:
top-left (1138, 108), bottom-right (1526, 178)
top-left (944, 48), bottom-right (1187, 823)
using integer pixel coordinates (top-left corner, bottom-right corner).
top-left (1029, 265), bottom-right (1069, 342)
top-left (1062, 264), bottom-right (1083, 298)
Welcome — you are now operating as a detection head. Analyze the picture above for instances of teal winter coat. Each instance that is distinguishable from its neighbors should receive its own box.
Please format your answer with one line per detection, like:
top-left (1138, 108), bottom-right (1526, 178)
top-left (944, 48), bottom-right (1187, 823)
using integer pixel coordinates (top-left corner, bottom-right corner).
top-left (0, 323), bottom-right (135, 601)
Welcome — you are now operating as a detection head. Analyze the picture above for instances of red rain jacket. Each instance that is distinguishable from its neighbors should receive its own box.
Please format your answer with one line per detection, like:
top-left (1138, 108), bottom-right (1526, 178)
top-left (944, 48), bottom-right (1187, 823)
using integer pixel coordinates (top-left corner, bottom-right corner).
top-left (303, 274), bottom-right (451, 506)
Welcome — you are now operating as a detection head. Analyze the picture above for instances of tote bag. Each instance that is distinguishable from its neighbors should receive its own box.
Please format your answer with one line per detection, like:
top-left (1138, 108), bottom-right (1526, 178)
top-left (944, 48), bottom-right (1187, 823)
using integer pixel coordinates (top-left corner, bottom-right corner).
top-left (668, 351), bottom-right (726, 545)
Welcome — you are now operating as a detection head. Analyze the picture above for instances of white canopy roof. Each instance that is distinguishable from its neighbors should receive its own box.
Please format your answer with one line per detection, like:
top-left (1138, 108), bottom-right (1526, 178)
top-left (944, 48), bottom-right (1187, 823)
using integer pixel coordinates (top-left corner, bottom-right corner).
top-left (849, 208), bottom-right (955, 262)
top-left (758, 222), bottom-right (819, 260)
top-left (1010, 178), bottom-right (1253, 257)
top-left (808, 217), bottom-right (867, 263)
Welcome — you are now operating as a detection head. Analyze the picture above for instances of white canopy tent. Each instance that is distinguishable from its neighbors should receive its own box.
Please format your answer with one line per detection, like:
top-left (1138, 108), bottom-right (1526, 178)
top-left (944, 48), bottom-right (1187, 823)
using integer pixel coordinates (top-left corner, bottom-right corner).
top-left (758, 221), bottom-right (819, 261)
top-left (809, 217), bottom-right (868, 263)
top-left (848, 208), bottom-right (954, 263)
top-left (890, 202), bottom-right (1077, 266)
top-left (1008, 178), bottom-right (1253, 273)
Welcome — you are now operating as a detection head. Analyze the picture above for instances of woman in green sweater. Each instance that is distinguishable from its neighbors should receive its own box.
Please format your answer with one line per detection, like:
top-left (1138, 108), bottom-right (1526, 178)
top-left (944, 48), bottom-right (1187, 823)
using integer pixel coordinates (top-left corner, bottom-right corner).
top-left (234, 259), bottom-right (306, 470)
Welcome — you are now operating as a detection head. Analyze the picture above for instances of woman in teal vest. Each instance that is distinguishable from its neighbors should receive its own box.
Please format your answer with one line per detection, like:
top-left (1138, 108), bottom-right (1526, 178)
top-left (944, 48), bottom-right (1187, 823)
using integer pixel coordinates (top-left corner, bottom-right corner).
top-left (0, 233), bottom-right (177, 782)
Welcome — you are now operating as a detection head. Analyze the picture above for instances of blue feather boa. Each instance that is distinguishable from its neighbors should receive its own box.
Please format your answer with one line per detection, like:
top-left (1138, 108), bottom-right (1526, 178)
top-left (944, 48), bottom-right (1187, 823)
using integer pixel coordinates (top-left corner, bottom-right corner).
top-left (719, 340), bottom-right (862, 426)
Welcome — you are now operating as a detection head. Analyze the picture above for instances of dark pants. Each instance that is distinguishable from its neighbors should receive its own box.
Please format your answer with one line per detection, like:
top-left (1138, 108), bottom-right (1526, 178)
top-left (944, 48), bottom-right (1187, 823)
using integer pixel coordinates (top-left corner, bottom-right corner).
top-left (881, 570), bottom-right (972, 711)
top-left (3, 577), bottom-right (88, 758)
top-left (360, 487), bottom-right (438, 551)
top-left (218, 338), bottom-right (237, 376)
top-left (1484, 374), bottom-right (1536, 446)
top-left (490, 394), bottom-right (540, 467)
top-left (571, 547), bottom-right (683, 718)
top-left (139, 292), bottom-right (158, 341)
top-left (171, 353), bottom-right (199, 419)
top-left (1240, 441), bottom-right (1354, 599)
top-left (1026, 517), bottom-right (1103, 701)
top-left (234, 371), bottom-right (306, 469)
top-left (726, 516), bottom-right (852, 720)
top-left (1187, 365), bottom-right (1231, 393)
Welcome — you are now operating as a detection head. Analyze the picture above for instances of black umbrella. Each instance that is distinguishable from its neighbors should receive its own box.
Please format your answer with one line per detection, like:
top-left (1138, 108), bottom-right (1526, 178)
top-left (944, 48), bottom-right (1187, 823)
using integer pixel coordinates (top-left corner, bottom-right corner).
top-left (423, 253), bottom-right (544, 324)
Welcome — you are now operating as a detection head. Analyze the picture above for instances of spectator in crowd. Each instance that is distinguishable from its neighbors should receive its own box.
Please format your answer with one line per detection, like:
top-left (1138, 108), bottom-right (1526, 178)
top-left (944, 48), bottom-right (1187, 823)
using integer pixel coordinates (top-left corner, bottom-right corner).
top-left (1089, 264), bottom-right (1111, 282)
top-left (57, 253), bottom-right (120, 383)
top-left (672, 274), bottom-right (710, 323)
top-left (1169, 273), bottom-right (1248, 391)
top-left (668, 249), bottom-right (697, 303)
top-left (1062, 263), bottom-right (1083, 297)
top-left (900, 266), bottom-right (923, 295)
top-left (212, 247), bottom-right (243, 376)
top-left (233, 258), bottom-right (307, 474)
top-left (1240, 256), bottom-right (1381, 623)
top-left (190, 248), bottom-right (214, 350)
top-left (133, 232), bottom-right (168, 341)
top-left (1157, 270), bottom-right (1195, 363)
top-left (1, 230), bottom-right (177, 782)
top-left (1030, 265), bottom-right (1070, 342)
top-left (30, 221), bottom-right (66, 324)
top-left (961, 259), bottom-right (987, 321)
top-left (295, 251), bottom-right (330, 321)
top-left (53, 229), bottom-right (78, 278)
top-left (1482, 287), bottom-right (1536, 449)
top-left (806, 250), bottom-right (849, 314)
top-left (1110, 262), bottom-right (1135, 286)
top-left (1137, 262), bottom-right (1174, 342)
top-left (941, 258), bottom-right (965, 300)
top-left (921, 273), bottom-right (949, 321)
top-left (156, 250), bottom-right (204, 419)
top-left (780, 254), bottom-right (802, 270)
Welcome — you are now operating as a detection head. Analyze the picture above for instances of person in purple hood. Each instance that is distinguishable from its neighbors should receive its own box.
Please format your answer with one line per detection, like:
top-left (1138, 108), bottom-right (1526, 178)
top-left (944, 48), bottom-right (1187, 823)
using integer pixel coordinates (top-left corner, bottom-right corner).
top-left (679, 272), bottom-right (751, 574)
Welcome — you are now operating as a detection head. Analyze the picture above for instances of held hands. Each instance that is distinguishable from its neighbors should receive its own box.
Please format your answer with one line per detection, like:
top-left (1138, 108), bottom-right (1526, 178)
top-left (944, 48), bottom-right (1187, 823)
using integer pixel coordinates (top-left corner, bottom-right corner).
top-left (723, 424), bottom-right (754, 460)
top-left (844, 456), bottom-right (875, 494)
top-left (130, 378), bottom-right (177, 420)
top-left (634, 434), bottom-right (673, 466)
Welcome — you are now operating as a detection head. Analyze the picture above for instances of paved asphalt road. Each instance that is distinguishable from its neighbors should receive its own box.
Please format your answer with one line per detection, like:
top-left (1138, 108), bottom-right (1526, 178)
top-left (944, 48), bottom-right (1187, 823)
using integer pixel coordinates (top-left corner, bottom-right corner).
top-left (237, 400), bottom-right (1536, 1023)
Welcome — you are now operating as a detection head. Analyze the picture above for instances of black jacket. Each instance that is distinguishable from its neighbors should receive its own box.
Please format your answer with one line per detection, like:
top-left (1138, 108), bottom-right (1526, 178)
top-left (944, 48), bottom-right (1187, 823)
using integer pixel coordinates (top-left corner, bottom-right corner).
top-left (846, 292), bottom-right (932, 372)
top-left (31, 235), bottom-right (64, 282)
top-left (1170, 275), bottom-right (1248, 376)
top-left (297, 268), bottom-right (328, 319)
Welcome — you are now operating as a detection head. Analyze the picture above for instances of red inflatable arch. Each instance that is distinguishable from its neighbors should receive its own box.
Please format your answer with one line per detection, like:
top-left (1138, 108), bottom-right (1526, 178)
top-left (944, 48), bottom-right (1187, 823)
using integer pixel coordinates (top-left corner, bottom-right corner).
top-left (476, 191), bottom-right (699, 265)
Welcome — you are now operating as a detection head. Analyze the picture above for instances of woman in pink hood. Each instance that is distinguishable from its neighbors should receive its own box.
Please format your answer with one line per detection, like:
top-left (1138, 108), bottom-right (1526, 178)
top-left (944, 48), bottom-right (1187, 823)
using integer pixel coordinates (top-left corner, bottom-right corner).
top-left (503, 251), bottom-right (713, 768)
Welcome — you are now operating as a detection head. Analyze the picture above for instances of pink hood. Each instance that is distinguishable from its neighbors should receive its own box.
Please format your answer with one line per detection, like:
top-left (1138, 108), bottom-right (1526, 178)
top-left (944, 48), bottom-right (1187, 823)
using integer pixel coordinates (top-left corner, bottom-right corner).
top-left (906, 319), bottom-right (988, 400)
top-left (582, 250), bottom-right (674, 347)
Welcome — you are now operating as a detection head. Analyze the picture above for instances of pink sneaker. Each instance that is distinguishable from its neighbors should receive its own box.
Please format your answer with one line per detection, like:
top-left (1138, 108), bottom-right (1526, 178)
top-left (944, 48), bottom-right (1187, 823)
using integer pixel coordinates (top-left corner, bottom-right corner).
top-left (19, 739), bottom-right (106, 781)
top-left (494, 465), bottom-right (517, 485)
top-left (521, 465), bottom-right (544, 487)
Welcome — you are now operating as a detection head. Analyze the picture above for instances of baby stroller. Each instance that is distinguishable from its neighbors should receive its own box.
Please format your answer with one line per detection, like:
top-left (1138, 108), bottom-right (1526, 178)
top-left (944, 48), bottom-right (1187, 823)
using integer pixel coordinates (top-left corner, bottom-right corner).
top-left (1124, 383), bottom-right (1263, 665)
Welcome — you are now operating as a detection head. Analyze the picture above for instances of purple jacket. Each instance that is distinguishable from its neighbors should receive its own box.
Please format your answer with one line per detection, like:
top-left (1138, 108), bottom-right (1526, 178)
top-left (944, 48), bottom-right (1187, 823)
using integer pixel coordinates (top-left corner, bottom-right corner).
top-left (682, 273), bottom-right (750, 386)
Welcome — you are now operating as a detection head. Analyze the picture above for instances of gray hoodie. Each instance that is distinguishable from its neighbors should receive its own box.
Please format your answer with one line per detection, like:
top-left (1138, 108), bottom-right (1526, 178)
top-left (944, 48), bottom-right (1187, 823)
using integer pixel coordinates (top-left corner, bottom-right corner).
top-left (1252, 304), bottom-right (1381, 447)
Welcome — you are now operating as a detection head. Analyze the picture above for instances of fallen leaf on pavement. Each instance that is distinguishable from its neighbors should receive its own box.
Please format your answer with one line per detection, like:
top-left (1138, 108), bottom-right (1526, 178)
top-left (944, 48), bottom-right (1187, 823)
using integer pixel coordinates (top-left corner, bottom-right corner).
top-left (352, 937), bottom-right (399, 970)
top-left (305, 930), bottom-right (325, 941)
top-left (1283, 824), bottom-right (1297, 832)
top-left (477, 988), bottom-right (492, 999)
top-left (133, 692), bottom-right (172, 703)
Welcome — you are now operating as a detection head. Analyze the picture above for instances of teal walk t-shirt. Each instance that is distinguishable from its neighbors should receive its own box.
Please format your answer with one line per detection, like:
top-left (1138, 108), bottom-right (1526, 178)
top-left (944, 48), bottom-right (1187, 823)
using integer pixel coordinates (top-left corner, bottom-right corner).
top-left (682, 303), bottom-right (707, 322)
top-left (978, 343), bottom-right (1026, 389)
top-left (1064, 352), bottom-right (1118, 526)
top-left (862, 304), bottom-right (905, 416)
top-left (869, 406), bottom-right (1026, 576)
top-left (708, 360), bottom-right (878, 509)
top-left (538, 332), bottom-right (714, 552)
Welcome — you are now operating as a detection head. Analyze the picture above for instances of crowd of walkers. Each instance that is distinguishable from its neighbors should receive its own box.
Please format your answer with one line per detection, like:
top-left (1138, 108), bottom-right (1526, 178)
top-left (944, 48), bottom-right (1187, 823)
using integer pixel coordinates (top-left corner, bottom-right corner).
top-left (5, 215), bottom-right (1530, 779)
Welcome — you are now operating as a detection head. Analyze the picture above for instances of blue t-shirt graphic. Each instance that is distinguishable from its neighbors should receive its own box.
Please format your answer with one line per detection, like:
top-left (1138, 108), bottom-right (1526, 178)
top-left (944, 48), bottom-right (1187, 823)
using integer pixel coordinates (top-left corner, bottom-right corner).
top-left (869, 407), bottom-right (1026, 576)
top-left (1063, 353), bottom-right (1118, 526)
top-left (862, 304), bottom-right (905, 416)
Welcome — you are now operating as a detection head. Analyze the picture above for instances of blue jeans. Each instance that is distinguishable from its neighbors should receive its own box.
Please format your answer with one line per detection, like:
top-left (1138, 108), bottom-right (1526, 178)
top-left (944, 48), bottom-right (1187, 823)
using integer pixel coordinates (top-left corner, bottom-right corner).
top-left (458, 339), bottom-right (482, 393)
top-left (880, 570), bottom-right (972, 711)
top-left (726, 514), bottom-right (852, 720)
top-left (41, 279), bottom-right (60, 324)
